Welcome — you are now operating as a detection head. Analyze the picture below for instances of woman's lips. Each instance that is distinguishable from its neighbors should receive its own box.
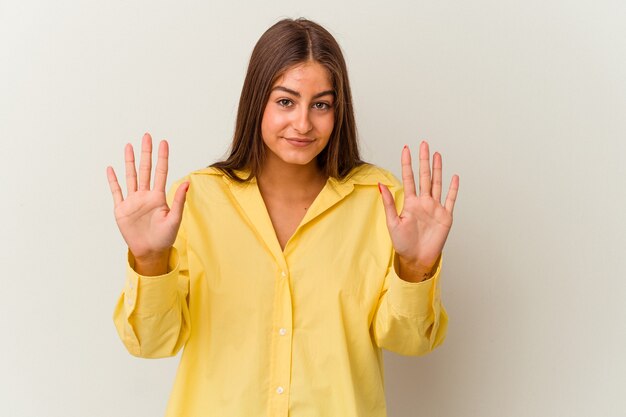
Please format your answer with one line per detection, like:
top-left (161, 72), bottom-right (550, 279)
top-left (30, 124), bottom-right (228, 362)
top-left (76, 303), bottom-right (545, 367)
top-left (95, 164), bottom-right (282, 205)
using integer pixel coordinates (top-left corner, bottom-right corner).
top-left (284, 137), bottom-right (315, 147)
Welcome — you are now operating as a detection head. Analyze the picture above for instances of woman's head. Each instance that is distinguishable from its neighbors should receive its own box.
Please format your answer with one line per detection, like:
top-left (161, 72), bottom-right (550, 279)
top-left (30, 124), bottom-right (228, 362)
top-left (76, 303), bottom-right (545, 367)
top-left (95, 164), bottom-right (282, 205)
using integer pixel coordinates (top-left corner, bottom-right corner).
top-left (211, 17), bottom-right (364, 181)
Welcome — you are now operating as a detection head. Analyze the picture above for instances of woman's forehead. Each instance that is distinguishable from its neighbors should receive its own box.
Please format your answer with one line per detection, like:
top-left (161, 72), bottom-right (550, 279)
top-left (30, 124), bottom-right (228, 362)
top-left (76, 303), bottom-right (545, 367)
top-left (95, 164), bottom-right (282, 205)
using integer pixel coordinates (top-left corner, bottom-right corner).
top-left (272, 62), bottom-right (332, 91)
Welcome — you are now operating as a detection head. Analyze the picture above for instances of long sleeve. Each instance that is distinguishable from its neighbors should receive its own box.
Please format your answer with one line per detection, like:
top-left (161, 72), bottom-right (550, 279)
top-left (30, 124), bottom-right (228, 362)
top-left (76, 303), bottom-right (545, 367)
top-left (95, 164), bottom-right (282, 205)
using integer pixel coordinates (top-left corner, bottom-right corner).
top-left (108, 164), bottom-right (451, 416)
top-left (112, 181), bottom-right (191, 358)
top-left (371, 251), bottom-right (448, 356)
top-left (370, 172), bottom-right (448, 356)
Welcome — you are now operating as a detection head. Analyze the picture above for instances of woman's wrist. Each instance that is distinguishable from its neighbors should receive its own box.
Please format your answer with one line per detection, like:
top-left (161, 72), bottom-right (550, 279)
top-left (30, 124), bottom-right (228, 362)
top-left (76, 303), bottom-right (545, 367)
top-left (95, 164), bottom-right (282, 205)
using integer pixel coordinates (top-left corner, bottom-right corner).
top-left (133, 248), bottom-right (171, 276)
top-left (396, 255), bottom-right (439, 283)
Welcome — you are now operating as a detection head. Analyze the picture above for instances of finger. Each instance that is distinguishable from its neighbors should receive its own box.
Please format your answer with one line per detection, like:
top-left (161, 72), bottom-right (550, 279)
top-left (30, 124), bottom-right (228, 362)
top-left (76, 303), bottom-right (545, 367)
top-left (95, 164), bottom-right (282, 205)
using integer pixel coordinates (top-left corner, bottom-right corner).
top-left (401, 145), bottom-right (417, 197)
top-left (444, 175), bottom-right (460, 213)
top-left (419, 141), bottom-right (431, 196)
top-left (153, 140), bottom-right (169, 192)
top-left (432, 152), bottom-right (442, 203)
top-left (106, 166), bottom-right (124, 207)
top-left (138, 132), bottom-right (153, 191)
top-left (124, 143), bottom-right (137, 194)
top-left (168, 181), bottom-right (190, 225)
top-left (378, 183), bottom-right (400, 230)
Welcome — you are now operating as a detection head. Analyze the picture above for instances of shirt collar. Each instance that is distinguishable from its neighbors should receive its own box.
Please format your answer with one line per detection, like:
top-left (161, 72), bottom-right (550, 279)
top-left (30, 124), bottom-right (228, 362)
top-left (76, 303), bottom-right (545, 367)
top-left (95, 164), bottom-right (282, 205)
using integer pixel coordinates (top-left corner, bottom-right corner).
top-left (194, 163), bottom-right (395, 190)
top-left (191, 163), bottom-right (394, 262)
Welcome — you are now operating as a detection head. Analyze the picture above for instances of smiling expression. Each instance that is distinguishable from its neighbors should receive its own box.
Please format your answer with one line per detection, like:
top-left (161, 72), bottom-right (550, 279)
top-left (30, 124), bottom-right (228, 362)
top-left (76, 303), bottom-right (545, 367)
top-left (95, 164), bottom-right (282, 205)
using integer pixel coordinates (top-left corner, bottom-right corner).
top-left (260, 61), bottom-right (335, 171)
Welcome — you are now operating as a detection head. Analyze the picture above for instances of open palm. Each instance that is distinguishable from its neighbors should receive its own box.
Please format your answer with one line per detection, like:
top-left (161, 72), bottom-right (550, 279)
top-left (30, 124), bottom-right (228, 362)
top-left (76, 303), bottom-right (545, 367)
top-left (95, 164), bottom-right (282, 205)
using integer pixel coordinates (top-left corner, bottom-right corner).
top-left (380, 141), bottom-right (459, 279)
top-left (106, 133), bottom-right (189, 261)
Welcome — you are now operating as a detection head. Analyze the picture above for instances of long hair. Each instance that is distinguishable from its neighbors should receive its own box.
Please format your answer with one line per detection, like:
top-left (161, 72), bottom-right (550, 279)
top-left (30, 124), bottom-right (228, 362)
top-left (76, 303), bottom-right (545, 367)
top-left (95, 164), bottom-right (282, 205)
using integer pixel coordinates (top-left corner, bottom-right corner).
top-left (210, 17), bottom-right (365, 182)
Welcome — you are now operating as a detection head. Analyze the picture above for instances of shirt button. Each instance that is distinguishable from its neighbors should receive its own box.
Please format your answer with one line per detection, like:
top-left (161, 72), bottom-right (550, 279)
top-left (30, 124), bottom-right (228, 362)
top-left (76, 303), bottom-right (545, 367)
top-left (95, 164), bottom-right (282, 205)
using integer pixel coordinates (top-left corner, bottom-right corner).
top-left (281, 270), bottom-right (287, 277)
top-left (279, 328), bottom-right (287, 336)
top-left (276, 386), bottom-right (284, 394)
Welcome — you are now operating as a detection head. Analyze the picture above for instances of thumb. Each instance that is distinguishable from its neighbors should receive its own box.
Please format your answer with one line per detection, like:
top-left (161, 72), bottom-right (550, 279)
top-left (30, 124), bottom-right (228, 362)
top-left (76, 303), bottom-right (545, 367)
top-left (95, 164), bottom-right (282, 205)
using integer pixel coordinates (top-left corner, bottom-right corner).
top-left (379, 183), bottom-right (399, 230)
top-left (168, 181), bottom-right (189, 225)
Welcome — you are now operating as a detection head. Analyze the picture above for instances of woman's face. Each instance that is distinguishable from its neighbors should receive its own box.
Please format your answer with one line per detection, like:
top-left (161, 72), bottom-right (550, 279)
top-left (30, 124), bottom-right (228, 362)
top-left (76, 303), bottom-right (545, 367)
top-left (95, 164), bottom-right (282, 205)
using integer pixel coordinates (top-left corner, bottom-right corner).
top-left (261, 61), bottom-right (335, 171)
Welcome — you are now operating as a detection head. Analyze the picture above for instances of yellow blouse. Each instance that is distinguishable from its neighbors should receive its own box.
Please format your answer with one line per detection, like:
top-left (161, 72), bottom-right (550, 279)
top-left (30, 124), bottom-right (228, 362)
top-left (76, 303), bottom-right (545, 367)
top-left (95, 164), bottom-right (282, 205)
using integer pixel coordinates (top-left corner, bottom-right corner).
top-left (113, 163), bottom-right (448, 417)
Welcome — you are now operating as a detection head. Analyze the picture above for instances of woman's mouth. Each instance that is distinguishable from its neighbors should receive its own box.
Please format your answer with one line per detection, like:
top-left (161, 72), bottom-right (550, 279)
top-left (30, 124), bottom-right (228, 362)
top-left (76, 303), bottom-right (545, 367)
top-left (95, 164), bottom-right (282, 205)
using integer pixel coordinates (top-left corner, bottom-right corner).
top-left (284, 137), bottom-right (315, 147)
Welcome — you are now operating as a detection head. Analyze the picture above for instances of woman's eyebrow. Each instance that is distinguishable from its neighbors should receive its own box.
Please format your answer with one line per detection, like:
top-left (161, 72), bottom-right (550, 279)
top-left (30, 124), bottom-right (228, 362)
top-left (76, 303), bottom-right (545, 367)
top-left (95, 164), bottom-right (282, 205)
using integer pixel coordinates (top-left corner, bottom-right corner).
top-left (271, 86), bottom-right (335, 99)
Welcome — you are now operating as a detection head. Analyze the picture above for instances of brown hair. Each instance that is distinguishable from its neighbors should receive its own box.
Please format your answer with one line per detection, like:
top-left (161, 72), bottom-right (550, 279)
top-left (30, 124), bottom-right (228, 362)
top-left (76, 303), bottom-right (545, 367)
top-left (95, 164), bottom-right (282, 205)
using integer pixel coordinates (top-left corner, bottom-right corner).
top-left (210, 17), bottom-right (366, 182)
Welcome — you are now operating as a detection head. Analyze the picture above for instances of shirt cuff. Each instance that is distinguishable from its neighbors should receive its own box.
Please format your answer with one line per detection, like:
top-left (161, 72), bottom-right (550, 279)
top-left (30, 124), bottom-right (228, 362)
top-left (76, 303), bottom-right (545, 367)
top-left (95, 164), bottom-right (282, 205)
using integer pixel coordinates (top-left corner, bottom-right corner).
top-left (123, 247), bottom-right (180, 317)
top-left (387, 254), bottom-right (443, 318)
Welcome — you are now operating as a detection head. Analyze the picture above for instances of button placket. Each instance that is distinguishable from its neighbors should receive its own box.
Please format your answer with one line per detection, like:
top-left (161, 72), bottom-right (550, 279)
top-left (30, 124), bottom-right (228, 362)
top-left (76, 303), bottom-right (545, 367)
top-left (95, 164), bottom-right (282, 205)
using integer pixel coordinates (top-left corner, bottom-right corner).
top-left (268, 264), bottom-right (293, 415)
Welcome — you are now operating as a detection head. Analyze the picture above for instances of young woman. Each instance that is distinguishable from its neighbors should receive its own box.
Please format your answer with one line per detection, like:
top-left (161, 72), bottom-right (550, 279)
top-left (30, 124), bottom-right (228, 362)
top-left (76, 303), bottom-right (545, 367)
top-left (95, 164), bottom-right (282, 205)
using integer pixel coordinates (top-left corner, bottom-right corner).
top-left (107, 17), bottom-right (459, 417)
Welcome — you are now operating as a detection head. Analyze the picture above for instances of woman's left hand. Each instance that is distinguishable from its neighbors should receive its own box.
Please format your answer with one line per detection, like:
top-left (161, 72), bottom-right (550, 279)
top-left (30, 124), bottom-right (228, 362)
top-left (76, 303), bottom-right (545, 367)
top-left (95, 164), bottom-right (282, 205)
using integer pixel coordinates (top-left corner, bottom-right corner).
top-left (379, 141), bottom-right (459, 282)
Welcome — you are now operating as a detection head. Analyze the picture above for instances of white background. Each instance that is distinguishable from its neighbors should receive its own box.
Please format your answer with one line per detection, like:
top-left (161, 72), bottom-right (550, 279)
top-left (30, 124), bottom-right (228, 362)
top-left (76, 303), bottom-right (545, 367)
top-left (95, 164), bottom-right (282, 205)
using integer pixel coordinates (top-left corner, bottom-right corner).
top-left (1, 0), bottom-right (625, 416)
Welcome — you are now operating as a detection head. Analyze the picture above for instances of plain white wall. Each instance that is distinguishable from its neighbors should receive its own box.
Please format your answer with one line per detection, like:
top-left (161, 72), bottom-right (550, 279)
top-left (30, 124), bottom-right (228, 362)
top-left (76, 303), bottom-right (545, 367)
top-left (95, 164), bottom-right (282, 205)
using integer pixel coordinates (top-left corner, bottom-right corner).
top-left (1, 0), bottom-right (624, 416)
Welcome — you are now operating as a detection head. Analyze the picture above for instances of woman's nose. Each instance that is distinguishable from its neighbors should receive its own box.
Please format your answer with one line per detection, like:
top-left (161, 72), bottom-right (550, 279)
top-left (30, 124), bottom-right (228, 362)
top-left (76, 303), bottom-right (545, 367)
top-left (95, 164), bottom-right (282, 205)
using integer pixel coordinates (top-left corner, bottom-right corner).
top-left (292, 107), bottom-right (313, 134)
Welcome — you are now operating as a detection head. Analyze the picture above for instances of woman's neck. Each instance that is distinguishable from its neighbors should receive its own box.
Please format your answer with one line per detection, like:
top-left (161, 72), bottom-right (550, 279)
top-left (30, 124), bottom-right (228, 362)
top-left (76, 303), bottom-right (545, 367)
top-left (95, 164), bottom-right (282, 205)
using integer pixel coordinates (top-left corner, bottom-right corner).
top-left (256, 158), bottom-right (327, 202)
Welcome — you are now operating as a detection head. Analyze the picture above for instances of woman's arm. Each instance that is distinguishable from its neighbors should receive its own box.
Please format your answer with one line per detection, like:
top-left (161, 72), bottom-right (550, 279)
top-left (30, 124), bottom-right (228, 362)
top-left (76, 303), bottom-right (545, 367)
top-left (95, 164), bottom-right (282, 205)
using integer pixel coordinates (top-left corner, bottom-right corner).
top-left (372, 142), bottom-right (457, 355)
top-left (112, 181), bottom-right (191, 358)
top-left (371, 250), bottom-right (448, 356)
top-left (107, 134), bottom-right (191, 358)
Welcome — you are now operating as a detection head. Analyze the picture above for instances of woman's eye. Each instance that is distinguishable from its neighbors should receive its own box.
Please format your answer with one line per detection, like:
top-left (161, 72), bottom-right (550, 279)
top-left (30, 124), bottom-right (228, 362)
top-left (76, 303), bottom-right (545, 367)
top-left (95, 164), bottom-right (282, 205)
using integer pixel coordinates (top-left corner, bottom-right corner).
top-left (277, 99), bottom-right (293, 107)
top-left (313, 102), bottom-right (331, 110)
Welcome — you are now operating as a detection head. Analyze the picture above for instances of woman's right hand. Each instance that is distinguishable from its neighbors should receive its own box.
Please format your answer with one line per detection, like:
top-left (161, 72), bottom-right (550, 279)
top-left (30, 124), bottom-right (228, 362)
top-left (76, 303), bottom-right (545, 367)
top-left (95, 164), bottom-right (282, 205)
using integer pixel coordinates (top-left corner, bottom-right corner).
top-left (106, 133), bottom-right (189, 264)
